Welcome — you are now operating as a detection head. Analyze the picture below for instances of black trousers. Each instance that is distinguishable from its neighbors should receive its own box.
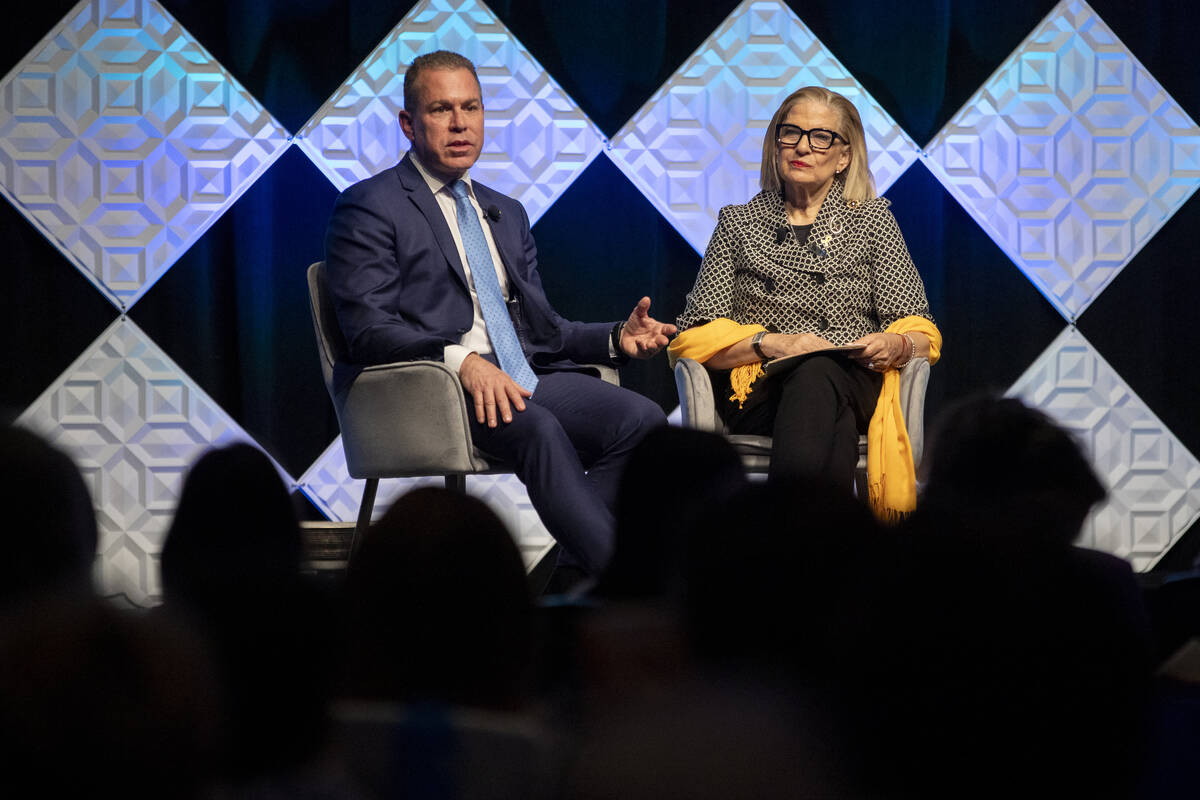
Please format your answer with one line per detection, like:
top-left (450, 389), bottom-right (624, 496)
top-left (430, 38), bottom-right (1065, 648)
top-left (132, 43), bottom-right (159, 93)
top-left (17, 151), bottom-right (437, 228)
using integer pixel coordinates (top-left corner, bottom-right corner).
top-left (716, 354), bottom-right (883, 489)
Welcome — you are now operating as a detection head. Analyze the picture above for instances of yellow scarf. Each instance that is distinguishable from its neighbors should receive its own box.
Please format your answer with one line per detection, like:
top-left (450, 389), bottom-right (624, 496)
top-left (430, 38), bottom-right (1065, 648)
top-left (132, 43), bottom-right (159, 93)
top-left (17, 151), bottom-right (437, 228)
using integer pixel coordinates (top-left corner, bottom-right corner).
top-left (668, 316), bottom-right (943, 521)
top-left (869, 316), bottom-right (941, 521)
top-left (667, 319), bottom-right (768, 407)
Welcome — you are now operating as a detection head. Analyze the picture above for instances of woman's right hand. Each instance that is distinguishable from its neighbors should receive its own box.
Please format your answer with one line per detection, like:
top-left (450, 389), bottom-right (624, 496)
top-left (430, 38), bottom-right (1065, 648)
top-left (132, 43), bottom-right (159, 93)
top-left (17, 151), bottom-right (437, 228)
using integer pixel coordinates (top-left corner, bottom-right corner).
top-left (759, 332), bottom-right (836, 359)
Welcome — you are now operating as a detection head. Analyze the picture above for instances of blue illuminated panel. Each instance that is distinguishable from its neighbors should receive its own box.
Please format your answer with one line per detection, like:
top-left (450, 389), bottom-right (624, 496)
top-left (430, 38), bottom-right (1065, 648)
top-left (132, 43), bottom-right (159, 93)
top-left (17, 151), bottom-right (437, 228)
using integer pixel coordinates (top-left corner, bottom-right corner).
top-left (0, 0), bottom-right (291, 310)
top-left (606, 0), bottom-right (922, 254)
top-left (296, 0), bottom-right (604, 225)
top-left (925, 0), bottom-right (1200, 321)
top-left (1009, 327), bottom-right (1200, 569)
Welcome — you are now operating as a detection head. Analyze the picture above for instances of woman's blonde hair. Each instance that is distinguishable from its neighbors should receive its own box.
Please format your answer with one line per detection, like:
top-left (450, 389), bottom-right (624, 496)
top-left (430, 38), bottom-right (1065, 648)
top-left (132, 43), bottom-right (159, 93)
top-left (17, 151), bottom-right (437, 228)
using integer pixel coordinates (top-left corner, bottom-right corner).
top-left (759, 86), bottom-right (875, 205)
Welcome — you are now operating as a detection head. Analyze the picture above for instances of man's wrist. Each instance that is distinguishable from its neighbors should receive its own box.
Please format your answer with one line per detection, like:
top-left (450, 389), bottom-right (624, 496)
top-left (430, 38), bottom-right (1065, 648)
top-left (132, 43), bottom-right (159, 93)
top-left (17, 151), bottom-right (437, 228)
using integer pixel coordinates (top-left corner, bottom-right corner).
top-left (445, 344), bottom-right (476, 374)
top-left (611, 322), bottom-right (630, 363)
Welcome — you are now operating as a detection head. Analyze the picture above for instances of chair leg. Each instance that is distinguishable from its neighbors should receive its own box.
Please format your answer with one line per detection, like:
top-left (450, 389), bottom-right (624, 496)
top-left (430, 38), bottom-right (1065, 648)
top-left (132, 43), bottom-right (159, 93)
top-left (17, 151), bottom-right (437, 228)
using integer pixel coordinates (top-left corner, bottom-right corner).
top-left (349, 478), bottom-right (379, 562)
top-left (444, 474), bottom-right (467, 493)
top-left (853, 467), bottom-right (868, 502)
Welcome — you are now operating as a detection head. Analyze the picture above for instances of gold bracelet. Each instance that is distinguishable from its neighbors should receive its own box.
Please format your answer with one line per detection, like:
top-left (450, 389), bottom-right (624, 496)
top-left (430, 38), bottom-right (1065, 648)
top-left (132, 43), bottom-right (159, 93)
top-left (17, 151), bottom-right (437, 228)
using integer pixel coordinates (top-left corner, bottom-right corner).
top-left (897, 333), bottom-right (916, 368)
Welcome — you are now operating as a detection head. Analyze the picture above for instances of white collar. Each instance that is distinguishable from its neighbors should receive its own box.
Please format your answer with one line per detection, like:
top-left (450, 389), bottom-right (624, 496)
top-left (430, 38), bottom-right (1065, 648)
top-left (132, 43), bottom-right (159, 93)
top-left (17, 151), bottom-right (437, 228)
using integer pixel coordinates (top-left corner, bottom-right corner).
top-left (409, 152), bottom-right (472, 197)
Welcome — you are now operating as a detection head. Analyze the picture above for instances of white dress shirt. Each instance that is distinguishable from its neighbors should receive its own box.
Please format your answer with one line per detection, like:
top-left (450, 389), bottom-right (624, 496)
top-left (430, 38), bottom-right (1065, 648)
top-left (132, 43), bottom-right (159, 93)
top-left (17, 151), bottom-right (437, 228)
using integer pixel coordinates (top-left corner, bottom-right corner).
top-left (411, 153), bottom-right (619, 370)
top-left (410, 154), bottom-right (511, 374)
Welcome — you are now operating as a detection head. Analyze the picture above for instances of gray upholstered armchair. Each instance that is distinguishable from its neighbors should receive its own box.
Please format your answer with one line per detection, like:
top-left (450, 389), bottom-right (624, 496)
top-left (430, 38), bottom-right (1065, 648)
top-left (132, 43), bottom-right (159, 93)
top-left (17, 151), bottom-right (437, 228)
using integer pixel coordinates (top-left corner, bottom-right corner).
top-left (673, 355), bottom-right (930, 497)
top-left (306, 261), bottom-right (616, 554)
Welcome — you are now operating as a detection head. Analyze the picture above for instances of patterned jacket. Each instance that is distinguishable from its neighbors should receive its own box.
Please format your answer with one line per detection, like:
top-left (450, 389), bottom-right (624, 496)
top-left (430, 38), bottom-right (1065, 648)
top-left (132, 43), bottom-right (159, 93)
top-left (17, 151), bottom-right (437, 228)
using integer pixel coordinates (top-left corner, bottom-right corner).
top-left (677, 179), bottom-right (933, 343)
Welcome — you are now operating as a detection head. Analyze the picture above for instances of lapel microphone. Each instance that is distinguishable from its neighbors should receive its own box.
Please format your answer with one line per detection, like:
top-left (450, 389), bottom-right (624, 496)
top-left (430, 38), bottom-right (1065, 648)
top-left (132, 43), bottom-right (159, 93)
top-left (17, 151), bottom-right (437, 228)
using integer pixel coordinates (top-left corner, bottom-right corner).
top-left (486, 205), bottom-right (502, 222)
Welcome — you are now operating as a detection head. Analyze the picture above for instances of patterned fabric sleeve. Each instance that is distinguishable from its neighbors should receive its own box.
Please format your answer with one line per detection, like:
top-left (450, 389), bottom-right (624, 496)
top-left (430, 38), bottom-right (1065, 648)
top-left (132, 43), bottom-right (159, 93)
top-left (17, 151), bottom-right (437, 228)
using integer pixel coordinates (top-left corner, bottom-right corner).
top-left (867, 204), bottom-right (933, 330)
top-left (677, 205), bottom-right (739, 331)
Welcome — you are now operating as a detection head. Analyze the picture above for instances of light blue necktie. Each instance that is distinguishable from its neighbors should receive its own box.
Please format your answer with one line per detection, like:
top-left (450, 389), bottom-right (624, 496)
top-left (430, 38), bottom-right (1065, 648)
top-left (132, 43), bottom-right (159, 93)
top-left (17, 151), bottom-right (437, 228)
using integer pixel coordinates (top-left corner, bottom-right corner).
top-left (449, 180), bottom-right (538, 393)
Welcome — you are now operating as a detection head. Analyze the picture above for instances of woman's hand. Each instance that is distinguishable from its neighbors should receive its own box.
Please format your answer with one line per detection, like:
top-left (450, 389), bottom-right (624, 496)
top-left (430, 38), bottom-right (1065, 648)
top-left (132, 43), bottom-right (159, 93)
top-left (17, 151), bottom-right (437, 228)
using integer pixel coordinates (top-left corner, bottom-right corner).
top-left (704, 331), bottom-right (836, 369)
top-left (760, 332), bottom-right (837, 359)
top-left (850, 332), bottom-right (909, 371)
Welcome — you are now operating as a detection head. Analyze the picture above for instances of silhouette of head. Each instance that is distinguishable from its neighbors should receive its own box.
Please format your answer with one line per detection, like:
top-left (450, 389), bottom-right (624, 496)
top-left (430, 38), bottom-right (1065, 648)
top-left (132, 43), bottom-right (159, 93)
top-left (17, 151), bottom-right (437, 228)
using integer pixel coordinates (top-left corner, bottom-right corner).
top-left (0, 595), bottom-right (223, 796)
top-left (601, 426), bottom-right (746, 601)
top-left (160, 442), bottom-right (300, 605)
top-left (0, 425), bottom-right (97, 605)
top-left (685, 477), bottom-right (879, 675)
top-left (921, 395), bottom-right (1106, 545)
top-left (341, 487), bottom-right (533, 709)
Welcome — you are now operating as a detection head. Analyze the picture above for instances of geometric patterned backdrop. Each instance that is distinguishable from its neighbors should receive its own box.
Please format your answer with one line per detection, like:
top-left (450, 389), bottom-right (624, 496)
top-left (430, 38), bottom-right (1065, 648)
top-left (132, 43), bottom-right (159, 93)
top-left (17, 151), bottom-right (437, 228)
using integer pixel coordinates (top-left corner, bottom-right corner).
top-left (925, 0), bottom-right (1200, 322)
top-left (3, 0), bottom-right (1199, 604)
top-left (0, 0), bottom-right (290, 310)
top-left (16, 317), bottom-right (280, 600)
top-left (609, 0), bottom-right (922, 254)
top-left (295, 0), bottom-right (605, 223)
top-left (1008, 327), bottom-right (1200, 571)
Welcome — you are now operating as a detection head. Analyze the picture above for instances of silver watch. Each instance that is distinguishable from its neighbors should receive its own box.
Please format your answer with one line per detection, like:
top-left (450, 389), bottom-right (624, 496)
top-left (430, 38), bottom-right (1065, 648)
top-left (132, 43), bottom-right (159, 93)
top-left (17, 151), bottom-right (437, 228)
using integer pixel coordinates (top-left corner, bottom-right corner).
top-left (751, 330), bottom-right (768, 361)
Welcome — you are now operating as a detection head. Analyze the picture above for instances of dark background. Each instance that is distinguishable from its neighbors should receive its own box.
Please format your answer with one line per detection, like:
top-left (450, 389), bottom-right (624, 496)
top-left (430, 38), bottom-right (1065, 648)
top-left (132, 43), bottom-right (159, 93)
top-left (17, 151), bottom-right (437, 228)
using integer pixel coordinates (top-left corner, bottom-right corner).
top-left (4, 0), bottom-right (1199, 566)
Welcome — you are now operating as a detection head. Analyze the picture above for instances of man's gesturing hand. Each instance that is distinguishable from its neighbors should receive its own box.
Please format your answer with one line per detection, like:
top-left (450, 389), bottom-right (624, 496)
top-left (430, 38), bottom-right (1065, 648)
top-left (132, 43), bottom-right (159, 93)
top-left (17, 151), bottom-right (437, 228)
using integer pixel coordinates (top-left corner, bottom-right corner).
top-left (619, 297), bottom-right (677, 359)
top-left (458, 352), bottom-right (532, 428)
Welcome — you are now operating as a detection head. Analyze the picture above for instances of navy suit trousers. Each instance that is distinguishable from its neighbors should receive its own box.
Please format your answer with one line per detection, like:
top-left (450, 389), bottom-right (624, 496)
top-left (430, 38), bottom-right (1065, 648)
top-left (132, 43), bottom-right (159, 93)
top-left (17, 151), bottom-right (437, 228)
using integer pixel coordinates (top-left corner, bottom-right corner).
top-left (466, 372), bottom-right (665, 575)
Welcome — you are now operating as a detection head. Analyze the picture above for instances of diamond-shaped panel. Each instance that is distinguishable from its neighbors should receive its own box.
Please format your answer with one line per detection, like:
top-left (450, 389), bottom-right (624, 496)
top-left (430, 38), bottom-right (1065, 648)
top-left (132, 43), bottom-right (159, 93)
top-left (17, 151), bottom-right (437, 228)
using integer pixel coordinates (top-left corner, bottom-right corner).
top-left (1007, 327), bottom-right (1200, 570)
top-left (925, 0), bottom-right (1200, 322)
top-left (295, 0), bottom-right (604, 225)
top-left (0, 0), bottom-right (291, 311)
top-left (17, 317), bottom-right (295, 605)
top-left (299, 437), bottom-right (555, 570)
top-left (606, 0), bottom-right (922, 255)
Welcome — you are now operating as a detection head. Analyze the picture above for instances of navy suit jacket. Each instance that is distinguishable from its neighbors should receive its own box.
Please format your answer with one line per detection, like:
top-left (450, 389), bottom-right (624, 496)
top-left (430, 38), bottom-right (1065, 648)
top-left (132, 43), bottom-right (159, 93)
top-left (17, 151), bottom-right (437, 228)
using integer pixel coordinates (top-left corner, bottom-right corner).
top-left (324, 153), bottom-right (615, 396)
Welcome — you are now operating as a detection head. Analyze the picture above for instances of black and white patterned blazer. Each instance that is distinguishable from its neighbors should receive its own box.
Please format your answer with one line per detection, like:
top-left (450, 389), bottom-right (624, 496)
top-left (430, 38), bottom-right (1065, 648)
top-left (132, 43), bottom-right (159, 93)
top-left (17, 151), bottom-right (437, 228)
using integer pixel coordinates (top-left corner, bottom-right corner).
top-left (677, 179), bottom-right (933, 343)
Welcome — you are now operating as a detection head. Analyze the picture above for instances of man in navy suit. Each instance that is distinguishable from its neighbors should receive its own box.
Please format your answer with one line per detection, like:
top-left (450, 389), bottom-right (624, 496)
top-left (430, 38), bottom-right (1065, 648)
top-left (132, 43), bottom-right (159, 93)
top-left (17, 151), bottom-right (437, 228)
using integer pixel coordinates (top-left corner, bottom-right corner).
top-left (324, 50), bottom-right (675, 581)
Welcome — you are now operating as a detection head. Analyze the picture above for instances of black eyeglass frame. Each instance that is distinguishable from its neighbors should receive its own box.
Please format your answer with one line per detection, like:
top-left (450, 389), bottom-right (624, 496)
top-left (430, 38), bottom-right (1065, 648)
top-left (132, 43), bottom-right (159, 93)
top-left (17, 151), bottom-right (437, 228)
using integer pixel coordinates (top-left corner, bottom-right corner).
top-left (774, 123), bottom-right (845, 151)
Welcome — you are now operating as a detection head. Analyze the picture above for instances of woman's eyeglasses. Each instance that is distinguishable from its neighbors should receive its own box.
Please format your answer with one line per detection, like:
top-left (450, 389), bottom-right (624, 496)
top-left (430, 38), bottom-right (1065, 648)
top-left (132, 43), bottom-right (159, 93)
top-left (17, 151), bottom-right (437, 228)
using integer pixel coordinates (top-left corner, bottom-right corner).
top-left (775, 124), bottom-right (844, 151)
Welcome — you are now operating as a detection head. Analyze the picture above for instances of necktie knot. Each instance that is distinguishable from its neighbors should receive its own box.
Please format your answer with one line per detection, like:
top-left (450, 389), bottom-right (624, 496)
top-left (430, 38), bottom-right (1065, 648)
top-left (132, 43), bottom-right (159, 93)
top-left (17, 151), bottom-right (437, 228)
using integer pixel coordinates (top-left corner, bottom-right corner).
top-left (450, 179), bottom-right (470, 201)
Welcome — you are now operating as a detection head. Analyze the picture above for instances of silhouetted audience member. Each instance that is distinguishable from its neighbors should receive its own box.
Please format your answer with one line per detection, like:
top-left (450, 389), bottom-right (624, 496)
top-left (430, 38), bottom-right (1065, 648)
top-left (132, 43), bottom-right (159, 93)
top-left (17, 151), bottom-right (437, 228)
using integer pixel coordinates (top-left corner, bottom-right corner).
top-left (0, 425), bottom-right (97, 606)
top-left (0, 594), bottom-right (223, 797)
top-left (161, 442), bottom-right (302, 602)
top-left (918, 393), bottom-right (1107, 548)
top-left (1145, 569), bottom-right (1200, 665)
top-left (159, 442), bottom-right (336, 785)
top-left (597, 426), bottom-right (746, 603)
top-left (340, 486), bottom-right (534, 710)
top-left (848, 395), bottom-right (1153, 797)
top-left (546, 429), bottom-right (745, 728)
top-left (560, 476), bottom-right (878, 798)
top-left (684, 477), bottom-right (881, 681)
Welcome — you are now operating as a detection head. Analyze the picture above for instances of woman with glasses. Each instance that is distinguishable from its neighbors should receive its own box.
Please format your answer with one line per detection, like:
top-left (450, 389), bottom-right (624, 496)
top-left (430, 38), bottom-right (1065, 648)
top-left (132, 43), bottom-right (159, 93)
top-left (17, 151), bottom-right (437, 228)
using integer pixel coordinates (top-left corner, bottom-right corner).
top-left (669, 87), bottom-right (942, 519)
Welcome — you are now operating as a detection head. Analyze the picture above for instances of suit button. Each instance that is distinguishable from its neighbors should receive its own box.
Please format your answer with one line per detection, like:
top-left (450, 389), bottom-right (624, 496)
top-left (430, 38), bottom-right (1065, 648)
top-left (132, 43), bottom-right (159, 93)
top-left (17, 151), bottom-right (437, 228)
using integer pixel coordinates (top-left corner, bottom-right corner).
top-left (813, 273), bottom-right (825, 284)
top-left (818, 317), bottom-right (829, 331)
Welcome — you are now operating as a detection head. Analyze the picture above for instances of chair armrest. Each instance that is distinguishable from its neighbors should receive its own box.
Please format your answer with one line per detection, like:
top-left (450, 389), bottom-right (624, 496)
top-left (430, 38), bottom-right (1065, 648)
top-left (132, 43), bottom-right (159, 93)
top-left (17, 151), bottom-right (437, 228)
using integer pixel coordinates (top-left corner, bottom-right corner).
top-left (588, 364), bottom-right (619, 386)
top-left (897, 357), bottom-right (931, 471)
top-left (337, 360), bottom-right (488, 478)
top-left (674, 357), bottom-right (722, 432)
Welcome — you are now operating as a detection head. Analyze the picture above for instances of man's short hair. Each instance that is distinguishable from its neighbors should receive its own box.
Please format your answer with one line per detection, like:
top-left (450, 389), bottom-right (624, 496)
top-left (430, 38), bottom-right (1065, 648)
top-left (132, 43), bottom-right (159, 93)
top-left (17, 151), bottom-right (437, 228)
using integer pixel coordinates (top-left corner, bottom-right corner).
top-left (403, 50), bottom-right (480, 111)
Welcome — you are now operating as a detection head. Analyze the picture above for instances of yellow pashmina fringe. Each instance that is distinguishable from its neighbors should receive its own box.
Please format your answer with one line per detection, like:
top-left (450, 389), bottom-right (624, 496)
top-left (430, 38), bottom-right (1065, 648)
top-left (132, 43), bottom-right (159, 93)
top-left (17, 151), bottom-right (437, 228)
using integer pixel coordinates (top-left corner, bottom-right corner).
top-left (868, 316), bottom-right (942, 522)
top-left (668, 319), bottom-right (768, 408)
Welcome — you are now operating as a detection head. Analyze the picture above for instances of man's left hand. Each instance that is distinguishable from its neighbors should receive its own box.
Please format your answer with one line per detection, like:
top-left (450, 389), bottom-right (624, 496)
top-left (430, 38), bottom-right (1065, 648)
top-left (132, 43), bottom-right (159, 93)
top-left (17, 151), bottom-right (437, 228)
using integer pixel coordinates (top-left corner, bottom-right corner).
top-left (620, 297), bottom-right (677, 359)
